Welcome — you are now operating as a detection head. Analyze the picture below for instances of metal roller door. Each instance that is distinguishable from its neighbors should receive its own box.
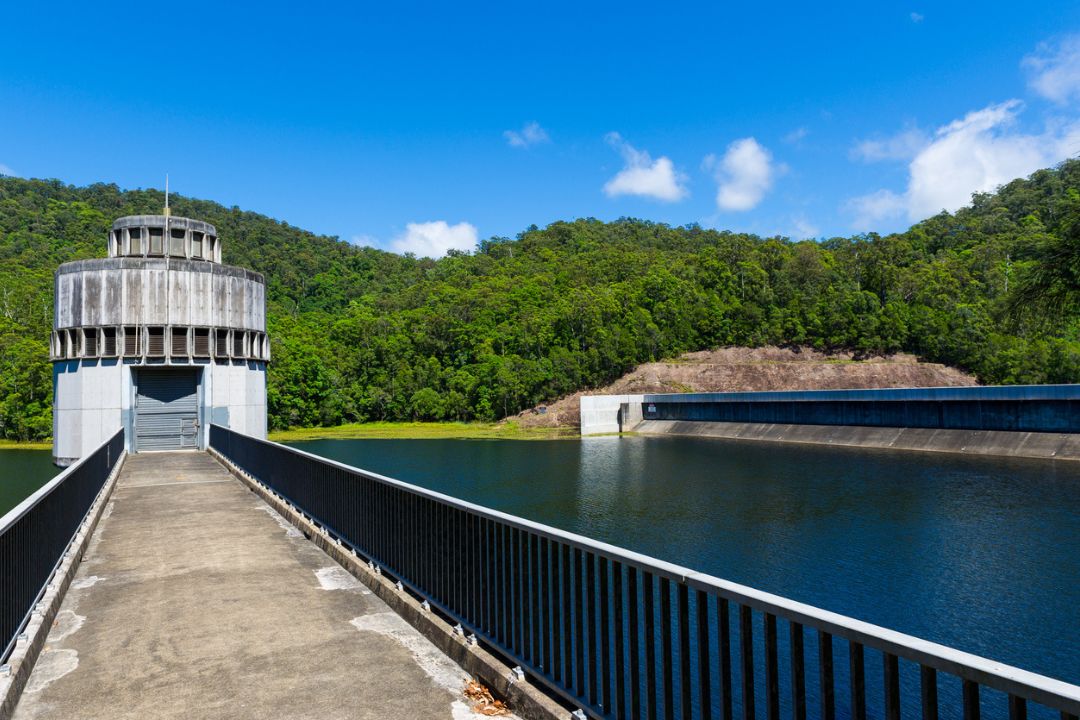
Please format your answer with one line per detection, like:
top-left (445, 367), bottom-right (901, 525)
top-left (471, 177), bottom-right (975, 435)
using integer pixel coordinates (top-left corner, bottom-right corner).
top-left (135, 369), bottom-right (199, 451)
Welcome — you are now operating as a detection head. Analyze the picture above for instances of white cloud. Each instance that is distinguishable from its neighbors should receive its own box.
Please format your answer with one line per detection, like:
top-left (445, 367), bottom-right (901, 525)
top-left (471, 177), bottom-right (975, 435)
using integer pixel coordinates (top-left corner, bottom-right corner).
top-left (0, 163), bottom-right (17, 177)
top-left (790, 215), bottom-right (820, 239)
top-left (783, 127), bottom-right (808, 145)
top-left (845, 190), bottom-right (907, 231)
top-left (846, 99), bottom-right (1080, 229)
top-left (851, 127), bottom-right (929, 162)
top-left (349, 234), bottom-right (378, 247)
top-left (504, 121), bottom-right (550, 148)
top-left (390, 221), bottom-right (478, 258)
top-left (1023, 34), bottom-right (1080, 105)
top-left (602, 133), bottom-right (688, 202)
top-left (706, 137), bottom-right (778, 212)
top-left (910, 12), bottom-right (924, 23)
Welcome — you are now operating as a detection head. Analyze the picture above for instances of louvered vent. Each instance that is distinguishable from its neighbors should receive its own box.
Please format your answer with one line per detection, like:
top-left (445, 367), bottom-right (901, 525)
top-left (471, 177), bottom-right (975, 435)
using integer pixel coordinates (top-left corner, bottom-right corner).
top-left (147, 327), bottom-right (165, 356)
top-left (171, 327), bottom-right (188, 357)
top-left (215, 329), bottom-right (230, 358)
top-left (124, 327), bottom-right (139, 355)
top-left (102, 327), bottom-right (117, 356)
top-left (193, 328), bottom-right (210, 357)
top-left (83, 328), bottom-right (98, 357)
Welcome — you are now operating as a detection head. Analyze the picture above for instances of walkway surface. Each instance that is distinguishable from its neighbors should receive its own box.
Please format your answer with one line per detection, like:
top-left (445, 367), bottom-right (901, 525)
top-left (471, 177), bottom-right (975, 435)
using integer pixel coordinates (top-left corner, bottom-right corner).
top-left (13, 452), bottom-right (501, 720)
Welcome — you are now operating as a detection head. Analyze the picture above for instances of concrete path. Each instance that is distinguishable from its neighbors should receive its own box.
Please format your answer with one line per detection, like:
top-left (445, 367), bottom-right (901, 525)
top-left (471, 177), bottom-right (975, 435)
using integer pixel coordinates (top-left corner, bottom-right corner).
top-left (13, 452), bottom-right (502, 720)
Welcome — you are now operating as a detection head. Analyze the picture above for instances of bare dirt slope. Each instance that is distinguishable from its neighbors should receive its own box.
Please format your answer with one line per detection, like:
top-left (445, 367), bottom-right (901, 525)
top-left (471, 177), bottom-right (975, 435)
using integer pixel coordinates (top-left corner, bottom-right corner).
top-left (514, 347), bottom-right (978, 429)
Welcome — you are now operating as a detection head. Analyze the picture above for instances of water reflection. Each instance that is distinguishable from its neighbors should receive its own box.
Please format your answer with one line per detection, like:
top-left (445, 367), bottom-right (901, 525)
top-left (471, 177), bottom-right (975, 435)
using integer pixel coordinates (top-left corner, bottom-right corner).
top-left (0, 450), bottom-right (59, 516)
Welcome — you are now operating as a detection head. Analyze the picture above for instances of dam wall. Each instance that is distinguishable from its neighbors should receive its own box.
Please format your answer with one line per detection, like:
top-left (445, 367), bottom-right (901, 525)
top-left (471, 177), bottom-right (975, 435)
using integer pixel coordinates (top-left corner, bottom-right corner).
top-left (640, 385), bottom-right (1080, 432)
top-left (583, 384), bottom-right (1080, 459)
top-left (633, 420), bottom-right (1080, 460)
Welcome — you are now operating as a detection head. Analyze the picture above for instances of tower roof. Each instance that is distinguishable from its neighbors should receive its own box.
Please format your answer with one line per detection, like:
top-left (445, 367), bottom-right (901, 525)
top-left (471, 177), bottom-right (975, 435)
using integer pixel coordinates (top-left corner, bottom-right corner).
top-left (112, 215), bottom-right (217, 236)
top-left (109, 215), bottom-right (221, 262)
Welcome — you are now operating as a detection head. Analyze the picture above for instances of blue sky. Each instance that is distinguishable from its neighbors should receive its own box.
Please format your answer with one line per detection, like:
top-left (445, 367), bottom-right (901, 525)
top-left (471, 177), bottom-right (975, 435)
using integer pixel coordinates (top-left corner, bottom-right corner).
top-left (3, 1), bottom-right (1080, 255)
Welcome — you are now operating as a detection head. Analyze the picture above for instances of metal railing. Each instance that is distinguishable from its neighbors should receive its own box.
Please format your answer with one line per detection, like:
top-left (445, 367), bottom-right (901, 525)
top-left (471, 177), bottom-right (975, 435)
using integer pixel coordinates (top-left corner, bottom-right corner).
top-left (0, 429), bottom-right (125, 664)
top-left (210, 425), bottom-right (1080, 720)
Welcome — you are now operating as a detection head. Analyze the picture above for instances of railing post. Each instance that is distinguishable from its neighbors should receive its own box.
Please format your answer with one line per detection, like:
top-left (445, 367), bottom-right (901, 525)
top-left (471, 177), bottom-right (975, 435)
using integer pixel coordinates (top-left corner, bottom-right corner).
top-left (884, 653), bottom-right (901, 720)
top-left (759, 612), bottom-right (776, 720)
top-left (790, 622), bottom-right (806, 720)
top-left (921, 665), bottom-right (938, 720)
top-left (963, 680), bottom-right (981, 720)
top-left (850, 641), bottom-right (866, 720)
top-left (819, 631), bottom-right (835, 720)
top-left (740, 605), bottom-right (755, 720)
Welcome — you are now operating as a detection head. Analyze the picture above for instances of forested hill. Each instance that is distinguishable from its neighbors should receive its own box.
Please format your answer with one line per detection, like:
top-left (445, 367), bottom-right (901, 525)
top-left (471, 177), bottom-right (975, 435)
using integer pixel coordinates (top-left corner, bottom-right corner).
top-left (2, 161), bottom-right (1079, 439)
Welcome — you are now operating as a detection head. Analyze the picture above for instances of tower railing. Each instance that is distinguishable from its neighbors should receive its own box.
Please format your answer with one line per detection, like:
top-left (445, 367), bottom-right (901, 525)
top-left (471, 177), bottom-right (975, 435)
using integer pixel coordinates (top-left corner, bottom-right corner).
top-left (0, 430), bottom-right (125, 664)
top-left (209, 425), bottom-right (1080, 720)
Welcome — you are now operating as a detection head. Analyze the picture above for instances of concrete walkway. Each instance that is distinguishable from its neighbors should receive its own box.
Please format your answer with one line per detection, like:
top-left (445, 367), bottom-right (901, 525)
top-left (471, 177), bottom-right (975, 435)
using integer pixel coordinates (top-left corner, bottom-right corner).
top-left (13, 452), bottom-right (502, 720)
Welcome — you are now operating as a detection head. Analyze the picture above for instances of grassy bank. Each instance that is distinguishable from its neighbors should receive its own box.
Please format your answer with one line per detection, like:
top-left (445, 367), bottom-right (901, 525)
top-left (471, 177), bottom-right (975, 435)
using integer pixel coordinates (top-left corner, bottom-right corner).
top-left (0, 439), bottom-right (52, 450)
top-left (269, 421), bottom-right (577, 442)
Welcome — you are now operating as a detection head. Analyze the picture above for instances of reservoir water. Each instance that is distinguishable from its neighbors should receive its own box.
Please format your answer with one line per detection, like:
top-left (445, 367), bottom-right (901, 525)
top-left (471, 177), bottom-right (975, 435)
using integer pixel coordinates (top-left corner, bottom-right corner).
top-left (2, 436), bottom-right (1077, 692)
top-left (0, 450), bottom-right (59, 516)
top-left (287, 436), bottom-right (1080, 688)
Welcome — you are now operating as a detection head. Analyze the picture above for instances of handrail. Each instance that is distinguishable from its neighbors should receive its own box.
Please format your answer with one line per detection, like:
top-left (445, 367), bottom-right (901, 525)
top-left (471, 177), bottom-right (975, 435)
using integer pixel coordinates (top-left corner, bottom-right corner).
top-left (210, 425), bottom-right (1080, 719)
top-left (0, 429), bottom-right (125, 664)
top-left (643, 384), bottom-right (1080, 403)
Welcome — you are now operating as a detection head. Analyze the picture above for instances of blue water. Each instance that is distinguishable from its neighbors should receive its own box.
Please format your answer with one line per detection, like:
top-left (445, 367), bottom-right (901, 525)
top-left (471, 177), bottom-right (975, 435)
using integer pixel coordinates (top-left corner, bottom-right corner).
top-left (288, 436), bottom-right (1080, 688)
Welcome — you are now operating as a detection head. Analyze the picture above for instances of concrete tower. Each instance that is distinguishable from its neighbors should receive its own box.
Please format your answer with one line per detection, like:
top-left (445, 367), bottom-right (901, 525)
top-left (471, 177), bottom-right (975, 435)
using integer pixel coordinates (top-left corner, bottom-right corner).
top-left (51, 214), bottom-right (269, 466)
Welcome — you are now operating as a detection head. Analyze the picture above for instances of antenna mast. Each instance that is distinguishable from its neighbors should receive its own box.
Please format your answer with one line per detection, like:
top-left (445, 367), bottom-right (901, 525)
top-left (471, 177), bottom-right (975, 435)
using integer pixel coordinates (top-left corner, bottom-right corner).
top-left (164, 174), bottom-right (170, 218)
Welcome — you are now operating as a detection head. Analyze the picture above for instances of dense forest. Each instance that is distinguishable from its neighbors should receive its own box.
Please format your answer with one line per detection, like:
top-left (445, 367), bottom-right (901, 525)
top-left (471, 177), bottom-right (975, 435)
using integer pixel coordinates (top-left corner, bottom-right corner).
top-left (1, 161), bottom-right (1079, 440)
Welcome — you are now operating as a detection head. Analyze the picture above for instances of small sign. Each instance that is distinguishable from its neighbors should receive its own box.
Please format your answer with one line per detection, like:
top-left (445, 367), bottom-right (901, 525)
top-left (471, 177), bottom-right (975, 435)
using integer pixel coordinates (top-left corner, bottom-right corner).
top-left (647, 404), bottom-right (657, 413)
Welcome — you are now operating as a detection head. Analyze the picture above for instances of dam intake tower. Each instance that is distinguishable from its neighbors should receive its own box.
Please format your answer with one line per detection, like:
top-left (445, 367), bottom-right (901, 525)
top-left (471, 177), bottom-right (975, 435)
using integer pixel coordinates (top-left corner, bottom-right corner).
top-left (50, 213), bottom-right (269, 466)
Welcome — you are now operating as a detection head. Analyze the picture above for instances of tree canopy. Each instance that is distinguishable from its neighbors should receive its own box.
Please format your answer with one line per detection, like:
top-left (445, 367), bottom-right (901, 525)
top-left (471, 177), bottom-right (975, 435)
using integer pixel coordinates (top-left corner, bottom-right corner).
top-left (1, 161), bottom-right (1079, 440)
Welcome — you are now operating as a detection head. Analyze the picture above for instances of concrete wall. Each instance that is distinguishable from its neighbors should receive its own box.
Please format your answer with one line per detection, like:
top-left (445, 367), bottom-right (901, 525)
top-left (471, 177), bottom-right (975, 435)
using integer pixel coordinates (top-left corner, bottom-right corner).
top-left (55, 259), bottom-right (265, 331)
top-left (634, 420), bottom-right (1080, 461)
top-left (642, 385), bottom-right (1080, 434)
top-left (53, 359), bottom-right (266, 466)
top-left (206, 361), bottom-right (267, 446)
top-left (580, 394), bottom-right (644, 436)
top-left (52, 360), bottom-right (126, 466)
